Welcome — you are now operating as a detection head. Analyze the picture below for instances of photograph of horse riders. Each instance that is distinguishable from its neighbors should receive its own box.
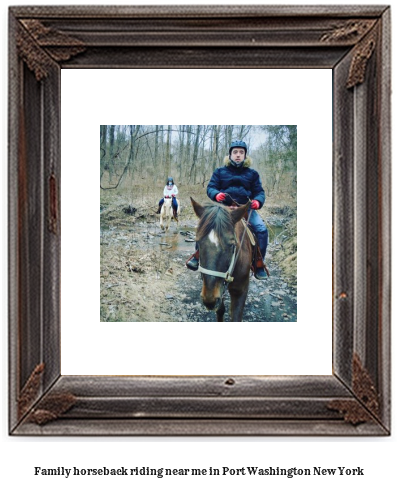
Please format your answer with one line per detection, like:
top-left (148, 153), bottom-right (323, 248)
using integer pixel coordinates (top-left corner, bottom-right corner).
top-left (186, 140), bottom-right (269, 280)
top-left (100, 125), bottom-right (297, 322)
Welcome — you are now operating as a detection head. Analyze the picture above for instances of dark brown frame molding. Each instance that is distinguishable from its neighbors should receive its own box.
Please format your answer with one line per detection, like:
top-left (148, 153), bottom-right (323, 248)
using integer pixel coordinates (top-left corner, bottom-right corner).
top-left (9, 5), bottom-right (391, 436)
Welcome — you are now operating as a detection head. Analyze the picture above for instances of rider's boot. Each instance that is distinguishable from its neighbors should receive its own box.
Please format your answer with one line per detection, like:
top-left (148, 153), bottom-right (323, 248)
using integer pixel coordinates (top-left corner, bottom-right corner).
top-left (186, 250), bottom-right (199, 271)
top-left (255, 266), bottom-right (268, 280)
top-left (156, 205), bottom-right (161, 214)
top-left (254, 230), bottom-right (268, 280)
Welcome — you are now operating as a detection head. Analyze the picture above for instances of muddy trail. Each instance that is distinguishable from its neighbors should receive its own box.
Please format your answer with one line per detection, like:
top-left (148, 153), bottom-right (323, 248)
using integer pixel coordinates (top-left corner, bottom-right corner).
top-left (100, 206), bottom-right (297, 323)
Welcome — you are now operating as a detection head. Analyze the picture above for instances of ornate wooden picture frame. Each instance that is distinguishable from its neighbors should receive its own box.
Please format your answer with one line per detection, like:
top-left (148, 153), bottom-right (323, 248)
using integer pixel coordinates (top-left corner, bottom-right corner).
top-left (9, 5), bottom-right (391, 435)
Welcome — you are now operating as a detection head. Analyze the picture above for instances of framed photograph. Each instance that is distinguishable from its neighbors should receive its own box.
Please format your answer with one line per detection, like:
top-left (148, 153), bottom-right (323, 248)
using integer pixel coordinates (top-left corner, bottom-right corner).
top-left (96, 122), bottom-right (300, 325)
top-left (9, 5), bottom-right (391, 435)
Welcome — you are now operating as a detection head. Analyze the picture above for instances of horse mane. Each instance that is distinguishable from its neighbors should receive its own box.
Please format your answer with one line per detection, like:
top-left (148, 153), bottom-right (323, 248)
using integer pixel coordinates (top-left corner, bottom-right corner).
top-left (196, 204), bottom-right (235, 242)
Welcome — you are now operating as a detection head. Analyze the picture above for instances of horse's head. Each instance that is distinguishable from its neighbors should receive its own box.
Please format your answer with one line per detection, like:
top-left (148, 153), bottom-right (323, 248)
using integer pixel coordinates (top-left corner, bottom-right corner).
top-left (191, 197), bottom-right (250, 311)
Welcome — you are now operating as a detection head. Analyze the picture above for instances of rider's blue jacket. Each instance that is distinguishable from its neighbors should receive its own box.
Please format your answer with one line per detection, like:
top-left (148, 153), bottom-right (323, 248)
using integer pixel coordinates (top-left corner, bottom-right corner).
top-left (207, 156), bottom-right (266, 207)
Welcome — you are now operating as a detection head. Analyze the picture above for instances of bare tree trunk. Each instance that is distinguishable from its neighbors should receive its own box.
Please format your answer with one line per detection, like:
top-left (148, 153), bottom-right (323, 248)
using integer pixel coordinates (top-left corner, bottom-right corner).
top-left (184, 125), bottom-right (191, 182)
top-left (108, 125), bottom-right (115, 183)
top-left (178, 125), bottom-right (185, 182)
top-left (238, 124), bottom-right (252, 141)
top-left (114, 126), bottom-right (124, 176)
top-left (100, 125), bottom-right (108, 179)
top-left (100, 125), bottom-right (107, 146)
top-left (188, 125), bottom-right (201, 184)
top-left (144, 133), bottom-right (155, 179)
top-left (165, 125), bottom-right (172, 178)
top-left (199, 131), bottom-right (206, 184)
top-left (154, 125), bottom-right (159, 177)
top-left (228, 125), bottom-right (233, 144)
top-left (159, 125), bottom-right (164, 177)
top-left (119, 125), bottom-right (140, 185)
top-left (134, 138), bottom-right (142, 178)
top-left (212, 124), bottom-right (221, 172)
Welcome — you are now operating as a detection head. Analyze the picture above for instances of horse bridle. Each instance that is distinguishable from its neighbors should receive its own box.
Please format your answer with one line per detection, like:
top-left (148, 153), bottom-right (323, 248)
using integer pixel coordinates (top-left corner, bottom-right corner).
top-left (198, 243), bottom-right (237, 283)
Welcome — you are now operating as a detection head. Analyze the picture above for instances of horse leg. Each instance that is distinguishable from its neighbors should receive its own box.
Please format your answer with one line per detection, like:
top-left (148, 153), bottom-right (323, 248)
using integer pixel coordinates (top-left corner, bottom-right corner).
top-left (160, 207), bottom-right (165, 230)
top-left (174, 208), bottom-right (179, 226)
top-left (229, 284), bottom-right (249, 322)
top-left (166, 213), bottom-right (171, 232)
top-left (216, 298), bottom-right (225, 322)
top-left (229, 292), bottom-right (247, 321)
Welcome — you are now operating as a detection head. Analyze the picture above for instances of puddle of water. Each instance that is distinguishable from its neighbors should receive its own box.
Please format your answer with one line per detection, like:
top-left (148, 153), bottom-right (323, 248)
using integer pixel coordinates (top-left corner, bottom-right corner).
top-left (158, 226), bottom-right (196, 254)
top-left (156, 222), bottom-right (287, 251)
top-left (268, 224), bottom-right (285, 244)
top-left (101, 213), bottom-right (288, 256)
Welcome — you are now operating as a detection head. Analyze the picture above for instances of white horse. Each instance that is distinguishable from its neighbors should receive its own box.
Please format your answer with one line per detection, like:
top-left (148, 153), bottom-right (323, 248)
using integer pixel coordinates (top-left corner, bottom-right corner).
top-left (160, 197), bottom-right (180, 232)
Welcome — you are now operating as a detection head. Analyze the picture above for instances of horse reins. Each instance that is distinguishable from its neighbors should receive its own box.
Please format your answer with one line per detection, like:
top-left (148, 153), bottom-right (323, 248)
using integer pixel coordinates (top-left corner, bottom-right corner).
top-left (229, 207), bottom-right (253, 276)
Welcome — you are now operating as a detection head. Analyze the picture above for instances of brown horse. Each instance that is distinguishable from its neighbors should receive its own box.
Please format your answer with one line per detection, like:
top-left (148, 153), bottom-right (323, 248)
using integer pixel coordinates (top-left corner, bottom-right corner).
top-left (191, 197), bottom-right (252, 322)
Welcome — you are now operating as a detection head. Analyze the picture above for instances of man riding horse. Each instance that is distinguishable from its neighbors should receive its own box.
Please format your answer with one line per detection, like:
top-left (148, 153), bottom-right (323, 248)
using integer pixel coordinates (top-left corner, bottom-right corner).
top-left (187, 140), bottom-right (269, 280)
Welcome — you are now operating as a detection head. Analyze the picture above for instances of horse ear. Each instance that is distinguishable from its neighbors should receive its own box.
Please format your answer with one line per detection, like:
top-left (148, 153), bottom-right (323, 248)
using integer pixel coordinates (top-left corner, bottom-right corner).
top-left (190, 197), bottom-right (205, 218)
top-left (230, 202), bottom-right (251, 224)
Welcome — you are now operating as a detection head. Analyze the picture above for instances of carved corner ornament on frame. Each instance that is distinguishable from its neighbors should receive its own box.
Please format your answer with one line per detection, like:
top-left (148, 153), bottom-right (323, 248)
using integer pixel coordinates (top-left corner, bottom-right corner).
top-left (9, 5), bottom-right (391, 436)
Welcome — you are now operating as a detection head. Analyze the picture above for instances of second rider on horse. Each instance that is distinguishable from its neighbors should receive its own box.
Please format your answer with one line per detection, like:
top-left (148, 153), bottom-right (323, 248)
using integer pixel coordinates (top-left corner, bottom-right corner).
top-left (187, 140), bottom-right (269, 280)
top-left (157, 177), bottom-right (179, 218)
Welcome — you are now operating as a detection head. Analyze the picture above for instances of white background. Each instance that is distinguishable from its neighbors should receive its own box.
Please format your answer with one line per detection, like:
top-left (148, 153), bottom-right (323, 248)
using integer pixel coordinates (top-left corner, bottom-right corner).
top-left (61, 68), bottom-right (332, 376)
top-left (1, 1), bottom-right (397, 492)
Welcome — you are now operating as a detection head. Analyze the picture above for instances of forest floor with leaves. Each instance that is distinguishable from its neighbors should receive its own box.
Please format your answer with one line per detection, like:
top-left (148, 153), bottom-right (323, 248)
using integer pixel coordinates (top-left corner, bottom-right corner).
top-left (100, 185), bottom-right (297, 323)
